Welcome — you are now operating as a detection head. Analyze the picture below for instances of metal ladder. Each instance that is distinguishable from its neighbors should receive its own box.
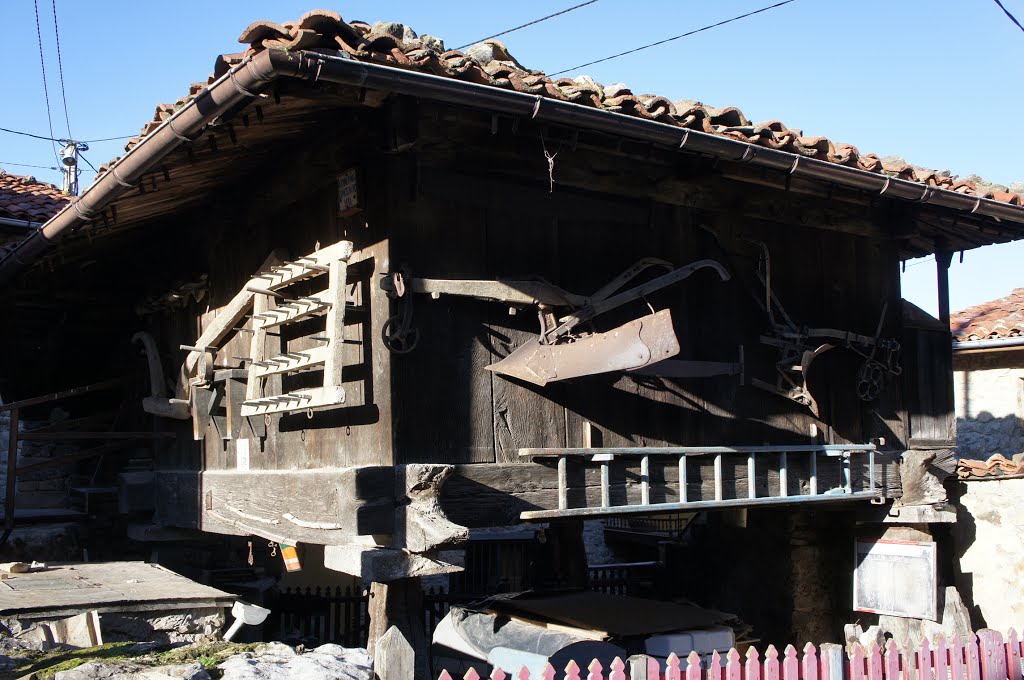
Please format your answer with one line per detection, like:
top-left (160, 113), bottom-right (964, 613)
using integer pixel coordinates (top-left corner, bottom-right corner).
top-left (517, 443), bottom-right (879, 520)
top-left (240, 240), bottom-right (354, 417)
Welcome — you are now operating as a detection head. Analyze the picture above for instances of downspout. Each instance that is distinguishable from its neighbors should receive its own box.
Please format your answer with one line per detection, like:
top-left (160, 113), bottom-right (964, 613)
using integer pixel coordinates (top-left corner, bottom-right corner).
top-left (3, 48), bottom-right (1024, 284)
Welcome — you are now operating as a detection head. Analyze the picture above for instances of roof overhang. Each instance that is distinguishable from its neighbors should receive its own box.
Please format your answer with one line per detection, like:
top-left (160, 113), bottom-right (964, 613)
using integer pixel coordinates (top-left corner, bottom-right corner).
top-left (3, 48), bottom-right (1024, 286)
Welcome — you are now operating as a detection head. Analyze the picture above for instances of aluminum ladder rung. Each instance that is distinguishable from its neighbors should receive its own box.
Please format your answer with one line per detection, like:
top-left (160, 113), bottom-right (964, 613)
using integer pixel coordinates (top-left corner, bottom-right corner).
top-left (518, 443), bottom-right (880, 521)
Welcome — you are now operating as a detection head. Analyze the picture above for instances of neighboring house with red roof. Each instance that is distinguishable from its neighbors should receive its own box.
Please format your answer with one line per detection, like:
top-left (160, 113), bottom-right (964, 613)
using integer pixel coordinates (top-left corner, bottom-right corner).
top-left (950, 289), bottom-right (1024, 461)
top-left (949, 292), bottom-right (1024, 636)
top-left (0, 169), bottom-right (69, 256)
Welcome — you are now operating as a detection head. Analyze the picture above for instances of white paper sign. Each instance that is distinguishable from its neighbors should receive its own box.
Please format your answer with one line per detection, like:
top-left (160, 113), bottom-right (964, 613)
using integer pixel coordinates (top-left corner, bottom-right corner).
top-left (236, 439), bottom-right (250, 471)
top-left (854, 538), bottom-right (937, 620)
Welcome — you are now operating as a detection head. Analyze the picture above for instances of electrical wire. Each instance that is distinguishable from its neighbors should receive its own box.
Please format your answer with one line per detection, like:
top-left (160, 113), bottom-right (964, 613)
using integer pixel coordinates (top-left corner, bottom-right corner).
top-left (550, 0), bottom-right (799, 76)
top-left (51, 0), bottom-right (73, 137)
top-left (0, 126), bottom-right (133, 144)
top-left (455, 0), bottom-right (599, 50)
top-left (0, 126), bottom-right (60, 142)
top-left (0, 161), bottom-right (60, 171)
top-left (78, 153), bottom-right (99, 174)
top-left (992, 0), bottom-right (1024, 32)
top-left (82, 134), bottom-right (135, 143)
top-left (32, 0), bottom-right (60, 165)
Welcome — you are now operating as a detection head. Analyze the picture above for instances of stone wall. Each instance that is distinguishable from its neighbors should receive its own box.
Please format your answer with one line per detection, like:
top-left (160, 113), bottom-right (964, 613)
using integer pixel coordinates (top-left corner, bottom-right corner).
top-left (953, 352), bottom-right (1024, 459)
top-left (954, 477), bottom-right (1024, 633)
top-left (0, 401), bottom-right (73, 509)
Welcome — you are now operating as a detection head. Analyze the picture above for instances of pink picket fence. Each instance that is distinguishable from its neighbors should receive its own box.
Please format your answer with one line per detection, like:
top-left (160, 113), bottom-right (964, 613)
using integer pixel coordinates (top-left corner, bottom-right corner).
top-left (438, 629), bottom-right (1024, 680)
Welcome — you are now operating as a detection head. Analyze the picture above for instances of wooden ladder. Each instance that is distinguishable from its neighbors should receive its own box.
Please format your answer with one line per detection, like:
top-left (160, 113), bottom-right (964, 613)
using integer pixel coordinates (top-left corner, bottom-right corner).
top-left (240, 240), bottom-right (354, 417)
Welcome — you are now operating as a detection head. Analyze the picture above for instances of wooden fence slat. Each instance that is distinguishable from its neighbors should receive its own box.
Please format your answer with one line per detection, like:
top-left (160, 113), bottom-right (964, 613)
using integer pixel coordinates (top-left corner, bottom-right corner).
top-left (439, 672), bottom-right (454, 680)
top-left (565, 659), bottom-right (582, 680)
top-left (491, 669), bottom-right (507, 680)
top-left (587, 659), bottom-right (603, 680)
top-left (465, 670), bottom-right (481, 680)
top-left (851, 643), bottom-right (866, 680)
top-left (917, 637), bottom-right (932, 680)
top-left (542, 663), bottom-right (556, 680)
top-left (726, 649), bottom-right (742, 680)
top-left (783, 645), bottom-right (800, 680)
top-left (803, 643), bottom-right (819, 680)
top-left (978, 630), bottom-right (1007, 680)
top-left (950, 635), bottom-right (967, 680)
top-left (609, 657), bottom-right (627, 680)
top-left (1006, 629), bottom-right (1022, 680)
top-left (819, 644), bottom-right (843, 680)
top-left (746, 646), bottom-right (762, 680)
top-left (766, 645), bottom-right (782, 680)
top-left (966, 634), bottom-right (983, 680)
top-left (519, 666), bottom-right (533, 680)
top-left (883, 641), bottom-right (900, 680)
top-left (934, 635), bottom-right (949, 680)
top-left (667, 651), bottom-right (684, 680)
top-left (710, 650), bottom-right (723, 680)
top-left (868, 643), bottom-right (884, 680)
top-left (679, 651), bottom-right (696, 680)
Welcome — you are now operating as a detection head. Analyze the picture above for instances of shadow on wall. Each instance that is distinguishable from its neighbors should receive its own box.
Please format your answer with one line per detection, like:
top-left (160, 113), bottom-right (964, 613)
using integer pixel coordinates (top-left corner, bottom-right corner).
top-left (955, 414), bottom-right (1024, 460)
top-left (947, 480), bottom-right (986, 630)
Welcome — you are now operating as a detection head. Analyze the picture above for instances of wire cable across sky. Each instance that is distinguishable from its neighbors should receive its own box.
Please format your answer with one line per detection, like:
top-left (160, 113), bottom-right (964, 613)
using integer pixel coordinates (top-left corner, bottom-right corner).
top-left (992, 0), bottom-right (1024, 32)
top-left (455, 1), bottom-right (598, 50)
top-left (549, 0), bottom-right (799, 76)
top-left (32, 0), bottom-right (60, 164)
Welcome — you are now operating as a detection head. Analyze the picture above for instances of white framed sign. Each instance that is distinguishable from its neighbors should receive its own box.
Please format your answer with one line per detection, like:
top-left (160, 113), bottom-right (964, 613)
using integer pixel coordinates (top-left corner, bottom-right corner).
top-left (854, 538), bottom-right (937, 620)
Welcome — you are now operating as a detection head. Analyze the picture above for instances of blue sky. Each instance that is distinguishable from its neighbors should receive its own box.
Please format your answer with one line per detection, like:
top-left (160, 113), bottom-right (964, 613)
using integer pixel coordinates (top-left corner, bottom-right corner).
top-left (3, 1), bottom-right (1022, 317)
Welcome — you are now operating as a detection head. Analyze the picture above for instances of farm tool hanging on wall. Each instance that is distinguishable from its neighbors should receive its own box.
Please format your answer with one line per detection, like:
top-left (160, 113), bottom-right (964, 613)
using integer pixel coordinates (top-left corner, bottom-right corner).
top-left (747, 241), bottom-right (901, 416)
top-left (381, 258), bottom-right (735, 386)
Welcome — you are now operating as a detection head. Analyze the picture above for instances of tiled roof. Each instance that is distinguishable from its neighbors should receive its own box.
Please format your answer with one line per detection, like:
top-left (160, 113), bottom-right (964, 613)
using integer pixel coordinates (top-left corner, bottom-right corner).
top-left (100, 9), bottom-right (1023, 208)
top-left (957, 453), bottom-right (1024, 479)
top-left (950, 289), bottom-right (1024, 341)
top-left (0, 170), bottom-right (69, 222)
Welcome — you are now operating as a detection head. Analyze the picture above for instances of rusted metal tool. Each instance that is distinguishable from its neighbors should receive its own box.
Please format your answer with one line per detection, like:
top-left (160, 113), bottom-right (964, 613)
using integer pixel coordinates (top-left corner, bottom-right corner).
top-left (381, 258), bottom-right (732, 385)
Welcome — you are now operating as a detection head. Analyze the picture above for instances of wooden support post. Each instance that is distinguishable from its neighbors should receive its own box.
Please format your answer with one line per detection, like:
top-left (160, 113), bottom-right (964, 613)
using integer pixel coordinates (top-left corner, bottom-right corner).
top-left (936, 249), bottom-right (953, 327)
top-left (375, 626), bottom-right (414, 680)
top-left (367, 579), bottom-right (427, 680)
top-left (539, 520), bottom-right (588, 589)
top-left (2, 408), bottom-right (18, 545)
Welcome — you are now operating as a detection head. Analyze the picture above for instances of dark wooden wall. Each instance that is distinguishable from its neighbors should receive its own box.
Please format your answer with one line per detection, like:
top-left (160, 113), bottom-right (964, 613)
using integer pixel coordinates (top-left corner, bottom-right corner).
top-left (382, 108), bottom-right (910, 466)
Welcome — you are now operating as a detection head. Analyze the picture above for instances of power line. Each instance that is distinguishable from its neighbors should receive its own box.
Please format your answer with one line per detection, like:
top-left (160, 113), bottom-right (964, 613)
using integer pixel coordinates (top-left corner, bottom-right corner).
top-left (0, 126), bottom-right (60, 142)
top-left (992, 0), bottom-right (1024, 32)
top-left (550, 0), bottom-right (799, 76)
top-left (0, 126), bottom-right (133, 144)
top-left (78, 152), bottom-right (99, 174)
top-left (455, 0), bottom-right (599, 50)
top-left (0, 161), bottom-right (60, 171)
top-left (82, 134), bottom-right (134, 143)
top-left (51, 0), bottom-right (73, 137)
top-left (32, 0), bottom-right (60, 165)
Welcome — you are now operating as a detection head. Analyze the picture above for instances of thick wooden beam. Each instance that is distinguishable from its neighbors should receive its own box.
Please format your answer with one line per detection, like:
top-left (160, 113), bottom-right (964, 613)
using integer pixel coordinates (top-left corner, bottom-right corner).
top-left (155, 468), bottom-right (395, 545)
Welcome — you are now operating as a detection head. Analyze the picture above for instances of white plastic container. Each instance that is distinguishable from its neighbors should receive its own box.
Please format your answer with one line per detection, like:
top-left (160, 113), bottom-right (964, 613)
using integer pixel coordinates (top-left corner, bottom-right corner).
top-left (643, 625), bottom-right (736, 661)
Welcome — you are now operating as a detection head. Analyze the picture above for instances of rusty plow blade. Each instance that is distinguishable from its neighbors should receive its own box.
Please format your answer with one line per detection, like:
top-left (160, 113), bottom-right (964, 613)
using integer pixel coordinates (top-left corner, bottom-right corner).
top-left (486, 309), bottom-right (680, 386)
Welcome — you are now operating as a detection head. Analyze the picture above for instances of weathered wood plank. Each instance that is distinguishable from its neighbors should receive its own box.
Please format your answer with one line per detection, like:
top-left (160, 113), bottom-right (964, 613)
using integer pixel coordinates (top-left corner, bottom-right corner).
top-left (155, 468), bottom-right (395, 544)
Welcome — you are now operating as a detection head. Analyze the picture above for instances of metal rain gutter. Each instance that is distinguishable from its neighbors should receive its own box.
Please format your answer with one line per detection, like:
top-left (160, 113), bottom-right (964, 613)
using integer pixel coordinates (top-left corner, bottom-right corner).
top-left (0, 217), bottom-right (43, 231)
top-left (3, 48), bottom-right (1024, 285)
top-left (952, 337), bottom-right (1024, 351)
top-left (0, 49), bottom-right (303, 286)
